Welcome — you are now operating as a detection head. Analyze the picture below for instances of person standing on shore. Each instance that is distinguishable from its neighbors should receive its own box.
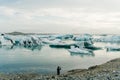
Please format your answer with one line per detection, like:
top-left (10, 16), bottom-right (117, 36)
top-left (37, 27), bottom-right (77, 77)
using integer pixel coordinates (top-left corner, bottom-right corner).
top-left (57, 66), bottom-right (61, 75)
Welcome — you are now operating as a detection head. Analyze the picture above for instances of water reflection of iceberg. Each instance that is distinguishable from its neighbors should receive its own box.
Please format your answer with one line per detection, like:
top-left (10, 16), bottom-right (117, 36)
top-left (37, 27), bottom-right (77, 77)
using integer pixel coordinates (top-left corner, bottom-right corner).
top-left (106, 46), bottom-right (120, 52)
top-left (0, 45), bottom-right (43, 51)
top-left (0, 45), bottom-right (13, 50)
top-left (23, 45), bottom-right (43, 51)
top-left (49, 43), bottom-right (75, 49)
top-left (70, 52), bottom-right (95, 57)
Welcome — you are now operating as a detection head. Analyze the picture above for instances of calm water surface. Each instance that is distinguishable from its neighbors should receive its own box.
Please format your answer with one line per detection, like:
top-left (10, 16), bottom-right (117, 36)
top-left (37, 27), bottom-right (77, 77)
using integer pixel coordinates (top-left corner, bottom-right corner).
top-left (0, 42), bottom-right (120, 74)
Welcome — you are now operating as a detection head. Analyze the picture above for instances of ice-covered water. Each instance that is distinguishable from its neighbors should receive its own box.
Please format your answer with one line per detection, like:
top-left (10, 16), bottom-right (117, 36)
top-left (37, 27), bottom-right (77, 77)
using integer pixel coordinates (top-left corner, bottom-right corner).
top-left (0, 34), bottom-right (120, 74)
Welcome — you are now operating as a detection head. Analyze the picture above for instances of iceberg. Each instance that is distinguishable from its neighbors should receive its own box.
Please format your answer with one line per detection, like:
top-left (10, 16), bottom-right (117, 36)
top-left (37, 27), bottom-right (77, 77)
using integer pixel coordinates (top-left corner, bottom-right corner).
top-left (49, 34), bottom-right (73, 40)
top-left (84, 41), bottom-right (101, 50)
top-left (55, 34), bottom-right (73, 39)
top-left (95, 35), bottom-right (120, 43)
top-left (49, 41), bottom-right (76, 49)
top-left (0, 34), bottom-right (13, 45)
top-left (75, 41), bottom-right (101, 50)
top-left (30, 35), bottom-right (43, 45)
top-left (0, 34), bottom-right (43, 46)
top-left (73, 34), bottom-right (92, 41)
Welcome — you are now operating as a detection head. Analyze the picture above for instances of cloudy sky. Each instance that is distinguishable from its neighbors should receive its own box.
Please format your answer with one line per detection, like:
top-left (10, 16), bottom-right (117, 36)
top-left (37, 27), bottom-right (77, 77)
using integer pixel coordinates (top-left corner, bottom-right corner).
top-left (0, 0), bottom-right (120, 34)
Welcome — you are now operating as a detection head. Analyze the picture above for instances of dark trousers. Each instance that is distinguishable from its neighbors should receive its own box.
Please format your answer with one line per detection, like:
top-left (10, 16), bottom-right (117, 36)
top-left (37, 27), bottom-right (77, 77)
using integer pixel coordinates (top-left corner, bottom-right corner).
top-left (57, 69), bottom-right (60, 75)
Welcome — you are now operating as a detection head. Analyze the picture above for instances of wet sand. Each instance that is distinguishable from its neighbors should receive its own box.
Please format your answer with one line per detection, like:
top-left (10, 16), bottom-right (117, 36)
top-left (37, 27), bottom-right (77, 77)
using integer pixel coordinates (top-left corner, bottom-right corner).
top-left (0, 58), bottom-right (120, 80)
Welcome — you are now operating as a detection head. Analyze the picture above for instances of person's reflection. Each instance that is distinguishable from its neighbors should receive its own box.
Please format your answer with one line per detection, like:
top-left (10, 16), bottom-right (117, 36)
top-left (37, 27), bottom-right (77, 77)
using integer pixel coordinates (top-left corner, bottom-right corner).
top-left (10, 45), bottom-right (14, 49)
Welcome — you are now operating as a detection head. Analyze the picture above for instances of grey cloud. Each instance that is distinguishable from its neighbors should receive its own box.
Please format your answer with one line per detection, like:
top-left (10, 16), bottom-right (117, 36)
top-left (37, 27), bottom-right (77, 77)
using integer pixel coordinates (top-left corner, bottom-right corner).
top-left (0, 0), bottom-right (120, 34)
top-left (1, 0), bottom-right (120, 11)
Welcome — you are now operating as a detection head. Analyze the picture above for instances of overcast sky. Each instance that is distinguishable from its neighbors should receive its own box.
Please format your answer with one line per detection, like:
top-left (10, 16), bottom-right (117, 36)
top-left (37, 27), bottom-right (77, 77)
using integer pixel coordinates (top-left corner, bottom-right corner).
top-left (0, 0), bottom-right (120, 34)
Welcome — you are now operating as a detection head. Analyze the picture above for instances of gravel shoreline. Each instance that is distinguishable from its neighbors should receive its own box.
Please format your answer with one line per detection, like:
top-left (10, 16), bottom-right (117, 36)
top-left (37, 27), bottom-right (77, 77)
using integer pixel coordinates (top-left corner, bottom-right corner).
top-left (0, 58), bottom-right (120, 80)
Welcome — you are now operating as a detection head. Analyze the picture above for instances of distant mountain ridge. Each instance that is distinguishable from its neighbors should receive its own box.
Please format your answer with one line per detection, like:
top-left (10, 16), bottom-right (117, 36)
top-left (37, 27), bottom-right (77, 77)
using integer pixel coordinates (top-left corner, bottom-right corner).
top-left (6, 31), bottom-right (35, 35)
top-left (6, 31), bottom-right (56, 35)
top-left (6, 32), bottom-right (26, 35)
top-left (5, 32), bottom-right (113, 35)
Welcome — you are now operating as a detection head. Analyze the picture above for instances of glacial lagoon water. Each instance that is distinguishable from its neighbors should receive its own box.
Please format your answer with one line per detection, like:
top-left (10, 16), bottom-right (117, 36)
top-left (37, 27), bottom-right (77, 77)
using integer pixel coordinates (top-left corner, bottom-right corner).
top-left (0, 42), bottom-right (120, 74)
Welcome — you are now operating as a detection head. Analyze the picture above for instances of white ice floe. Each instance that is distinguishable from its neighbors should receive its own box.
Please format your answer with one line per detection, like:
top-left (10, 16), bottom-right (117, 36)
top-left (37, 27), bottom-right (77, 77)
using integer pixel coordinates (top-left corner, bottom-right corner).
top-left (68, 46), bottom-right (92, 54)
top-left (42, 38), bottom-right (61, 44)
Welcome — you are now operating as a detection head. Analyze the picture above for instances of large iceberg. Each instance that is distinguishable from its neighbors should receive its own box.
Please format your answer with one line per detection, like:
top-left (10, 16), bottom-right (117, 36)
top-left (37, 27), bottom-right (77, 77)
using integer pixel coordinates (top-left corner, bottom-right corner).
top-left (0, 34), bottom-right (43, 46)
